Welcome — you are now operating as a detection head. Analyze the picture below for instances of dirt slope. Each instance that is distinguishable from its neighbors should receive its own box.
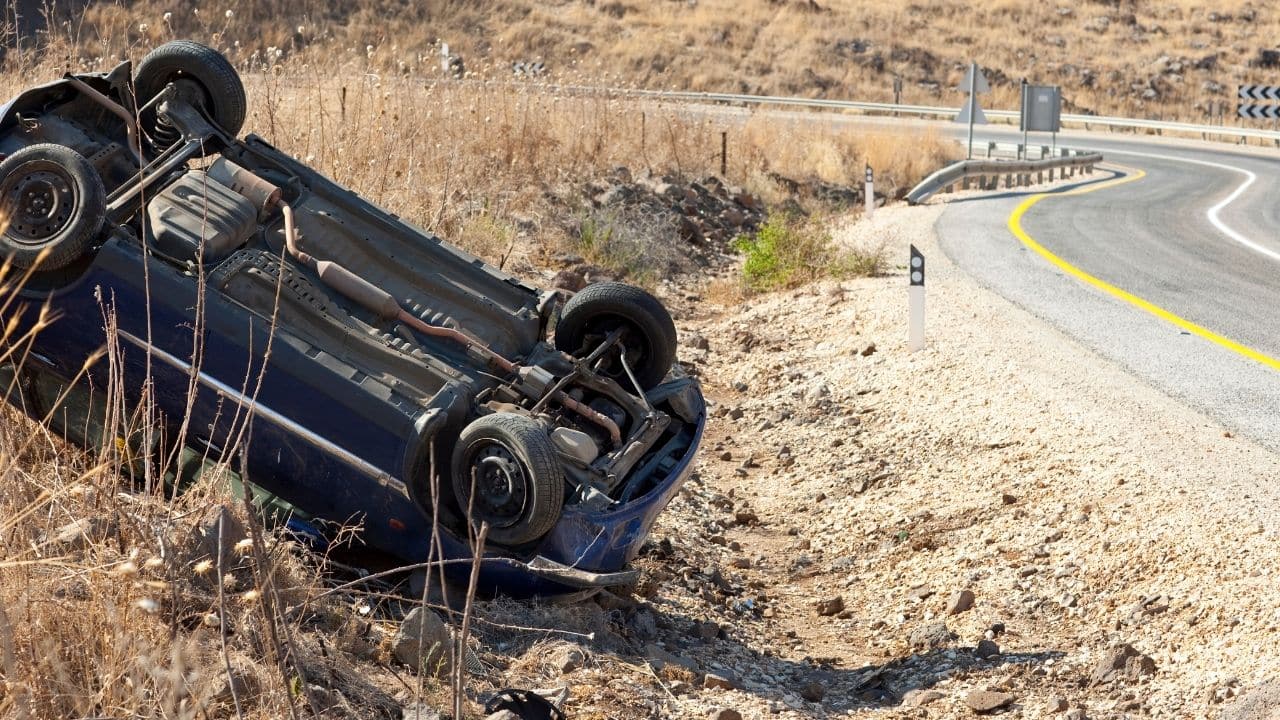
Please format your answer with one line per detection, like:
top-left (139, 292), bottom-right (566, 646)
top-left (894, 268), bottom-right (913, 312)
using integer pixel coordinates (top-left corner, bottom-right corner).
top-left (522, 203), bottom-right (1280, 718)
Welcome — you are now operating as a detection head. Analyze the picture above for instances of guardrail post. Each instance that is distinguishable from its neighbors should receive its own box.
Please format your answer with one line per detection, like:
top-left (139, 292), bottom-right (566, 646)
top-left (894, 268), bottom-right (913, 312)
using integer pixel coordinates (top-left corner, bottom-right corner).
top-left (1049, 167), bottom-right (1055, 182)
top-left (1017, 143), bottom-right (1024, 160)
top-left (1037, 170), bottom-right (1043, 184)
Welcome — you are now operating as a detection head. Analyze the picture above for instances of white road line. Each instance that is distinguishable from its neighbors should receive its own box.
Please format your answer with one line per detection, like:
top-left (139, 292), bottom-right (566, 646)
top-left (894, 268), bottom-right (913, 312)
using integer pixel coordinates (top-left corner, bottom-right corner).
top-left (1099, 148), bottom-right (1279, 263)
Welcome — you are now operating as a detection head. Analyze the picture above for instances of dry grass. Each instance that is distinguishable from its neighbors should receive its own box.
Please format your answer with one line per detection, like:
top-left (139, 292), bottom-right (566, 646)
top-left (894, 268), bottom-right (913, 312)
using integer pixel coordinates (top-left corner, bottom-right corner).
top-left (17, 0), bottom-right (1274, 124)
top-left (238, 71), bottom-right (956, 275)
top-left (0, 3), bottom-right (965, 278)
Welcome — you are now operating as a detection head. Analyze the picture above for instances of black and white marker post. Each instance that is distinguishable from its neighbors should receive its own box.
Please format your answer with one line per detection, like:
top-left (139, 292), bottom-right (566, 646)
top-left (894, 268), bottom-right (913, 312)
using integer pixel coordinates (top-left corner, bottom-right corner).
top-left (909, 245), bottom-right (925, 352)
top-left (864, 164), bottom-right (875, 218)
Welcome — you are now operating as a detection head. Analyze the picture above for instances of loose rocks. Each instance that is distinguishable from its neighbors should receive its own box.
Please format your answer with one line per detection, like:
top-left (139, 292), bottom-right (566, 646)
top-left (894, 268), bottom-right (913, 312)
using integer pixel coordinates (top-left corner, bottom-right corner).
top-left (1089, 643), bottom-right (1157, 685)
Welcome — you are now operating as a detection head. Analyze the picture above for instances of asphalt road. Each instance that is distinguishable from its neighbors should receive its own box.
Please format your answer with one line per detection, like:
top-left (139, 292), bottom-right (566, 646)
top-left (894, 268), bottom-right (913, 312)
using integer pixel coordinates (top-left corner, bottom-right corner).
top-left (670, 102), bottom-right (1280, 447)
top-left (937, 128), bottom-right (1280, 451)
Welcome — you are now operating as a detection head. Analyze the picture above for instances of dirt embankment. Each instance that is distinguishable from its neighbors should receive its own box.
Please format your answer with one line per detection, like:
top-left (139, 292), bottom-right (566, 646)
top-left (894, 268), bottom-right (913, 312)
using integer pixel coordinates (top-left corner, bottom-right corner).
top-left (497, 203), bottom-right (1280, 719)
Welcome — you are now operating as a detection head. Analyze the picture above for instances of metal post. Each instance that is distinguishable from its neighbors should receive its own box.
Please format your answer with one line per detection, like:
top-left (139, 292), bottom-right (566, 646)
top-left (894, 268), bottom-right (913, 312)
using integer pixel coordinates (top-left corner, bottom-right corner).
top-left (1020, 78), bottom-right (1029, 159)
top-left (967, 62), bottom-right (977, 160)
top-left (720, 131), bottom-right (727, 177)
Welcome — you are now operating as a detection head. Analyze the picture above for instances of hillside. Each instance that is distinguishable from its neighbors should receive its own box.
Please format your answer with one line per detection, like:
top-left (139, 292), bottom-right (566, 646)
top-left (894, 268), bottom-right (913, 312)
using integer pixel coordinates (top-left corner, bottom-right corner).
top-left (17, 0), bottom-right (1280, 122)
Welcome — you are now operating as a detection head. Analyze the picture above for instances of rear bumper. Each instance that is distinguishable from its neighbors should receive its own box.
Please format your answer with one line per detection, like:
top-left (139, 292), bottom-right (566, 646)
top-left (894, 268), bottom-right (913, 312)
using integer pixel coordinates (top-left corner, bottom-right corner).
top-left (448, 411), bottom-right (705, 596)
top-left (527, 411), bottom-right (705, 581)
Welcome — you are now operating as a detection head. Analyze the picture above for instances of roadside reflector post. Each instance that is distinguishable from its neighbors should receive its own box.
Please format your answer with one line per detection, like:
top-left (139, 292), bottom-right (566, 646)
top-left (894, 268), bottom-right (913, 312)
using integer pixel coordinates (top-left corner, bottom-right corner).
top-left (865, 164), bottom-right (874, 218)
top-left (909, 245), bottom-right (926, 352)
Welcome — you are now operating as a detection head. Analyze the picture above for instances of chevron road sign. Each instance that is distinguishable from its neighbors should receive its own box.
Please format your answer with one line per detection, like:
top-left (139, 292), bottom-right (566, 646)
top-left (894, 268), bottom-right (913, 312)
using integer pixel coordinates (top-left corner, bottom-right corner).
top-left (1238, 85), bottom-right (1280, 101)
top-left (1238, 104), bottom-right (1280, 120)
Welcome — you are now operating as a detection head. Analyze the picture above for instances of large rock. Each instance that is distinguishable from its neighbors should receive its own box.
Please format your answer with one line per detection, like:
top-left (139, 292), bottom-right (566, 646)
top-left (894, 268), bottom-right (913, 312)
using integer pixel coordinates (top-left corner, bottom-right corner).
top-left (902, 689), bottom-right (944, 707)
top-left (393, 608), bottom-right (453, 677)
top-left (947, 589), bottom-right (976, 615)
top-left (1089, 643), bottom-right (1156, 685)
top-left (646, 644), bottom-right (700, 674)
top-left (965, 689), bottom-right (1015, 713)
top-left (909, 621), bottom-right (955, 651)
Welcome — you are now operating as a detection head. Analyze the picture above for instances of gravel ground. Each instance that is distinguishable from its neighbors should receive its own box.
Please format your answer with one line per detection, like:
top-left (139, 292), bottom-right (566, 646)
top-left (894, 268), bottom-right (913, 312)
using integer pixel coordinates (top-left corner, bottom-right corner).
top-left (507, 202), bottom-right (1280, 719)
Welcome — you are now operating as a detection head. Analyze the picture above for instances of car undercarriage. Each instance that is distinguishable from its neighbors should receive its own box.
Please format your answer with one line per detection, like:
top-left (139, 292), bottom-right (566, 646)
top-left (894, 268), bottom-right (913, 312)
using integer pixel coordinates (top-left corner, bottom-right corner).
top-left (0, 41), bottom-right (705, 595)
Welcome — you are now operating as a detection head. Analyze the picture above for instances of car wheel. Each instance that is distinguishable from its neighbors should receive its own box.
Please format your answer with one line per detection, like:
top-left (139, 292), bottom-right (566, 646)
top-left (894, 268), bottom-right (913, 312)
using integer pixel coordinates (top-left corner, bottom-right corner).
top-left (450, 413), bottom-right (565, 546)
top-left (554, 282), bottom-right (677, 391)
top-left (135, 40), bottom-right (247, 137)
top-left (0, 143), bottom-right (105, 271)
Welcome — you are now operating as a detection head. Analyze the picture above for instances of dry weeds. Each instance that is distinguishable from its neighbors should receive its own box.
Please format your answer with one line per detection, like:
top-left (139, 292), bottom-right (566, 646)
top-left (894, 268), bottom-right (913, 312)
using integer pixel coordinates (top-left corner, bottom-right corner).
top-left (17, 0), bottom-right (1272, 124)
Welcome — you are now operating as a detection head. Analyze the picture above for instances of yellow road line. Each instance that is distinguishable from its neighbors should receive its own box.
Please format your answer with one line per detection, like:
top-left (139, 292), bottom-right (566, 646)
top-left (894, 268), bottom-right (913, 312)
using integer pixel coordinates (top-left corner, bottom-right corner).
top-left (1007, 166), bottom-right (1280, 372)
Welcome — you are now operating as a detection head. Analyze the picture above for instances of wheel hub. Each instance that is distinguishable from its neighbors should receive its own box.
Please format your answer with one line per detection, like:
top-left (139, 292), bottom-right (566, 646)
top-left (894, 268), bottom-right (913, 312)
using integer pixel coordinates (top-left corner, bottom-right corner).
top-left (169, 77), bottom-right (212, 111)
top-left (469, 443), bottom-right (527, 528)
top-left (2, 164), bottom-right (75, 244)
top-left (585, 321), bottom-right (647, 384)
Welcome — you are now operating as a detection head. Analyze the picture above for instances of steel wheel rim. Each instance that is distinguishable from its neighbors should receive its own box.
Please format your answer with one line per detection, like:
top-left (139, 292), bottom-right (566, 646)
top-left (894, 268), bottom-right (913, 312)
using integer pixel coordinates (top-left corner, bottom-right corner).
top-left (467, 441), bottom-right (529, 529)
top-left (1, 160), bottom-right (77, 245)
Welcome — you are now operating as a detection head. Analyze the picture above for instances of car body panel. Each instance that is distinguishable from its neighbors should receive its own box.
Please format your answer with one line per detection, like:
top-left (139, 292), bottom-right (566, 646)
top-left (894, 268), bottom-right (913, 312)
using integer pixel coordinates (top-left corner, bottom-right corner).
top-left (0, 58), bottom-right (704, 596)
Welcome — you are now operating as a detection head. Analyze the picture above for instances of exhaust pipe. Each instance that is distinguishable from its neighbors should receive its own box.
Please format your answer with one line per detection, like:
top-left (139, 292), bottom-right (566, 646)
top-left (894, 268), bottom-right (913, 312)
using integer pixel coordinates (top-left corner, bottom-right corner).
top-left (278, 202), bottom-right (622, 446)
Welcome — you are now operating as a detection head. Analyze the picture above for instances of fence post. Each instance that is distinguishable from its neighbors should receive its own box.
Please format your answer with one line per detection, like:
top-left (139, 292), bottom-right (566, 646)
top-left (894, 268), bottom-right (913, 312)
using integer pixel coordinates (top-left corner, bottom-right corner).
top-left (720, 131), bottom-right (727, 177)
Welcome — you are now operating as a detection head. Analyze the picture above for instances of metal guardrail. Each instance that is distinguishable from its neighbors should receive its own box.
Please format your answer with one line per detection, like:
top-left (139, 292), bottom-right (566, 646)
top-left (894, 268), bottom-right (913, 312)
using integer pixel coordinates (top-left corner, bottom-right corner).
top-left (906, 150), bottom-right (1104, 205)
top-left (550, 86), bottom-right (1280, 144)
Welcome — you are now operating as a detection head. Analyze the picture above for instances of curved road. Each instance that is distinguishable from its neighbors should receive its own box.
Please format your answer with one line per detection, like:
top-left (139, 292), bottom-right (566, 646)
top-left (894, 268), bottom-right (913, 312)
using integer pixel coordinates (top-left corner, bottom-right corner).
top-left (937, 130), bottom-right (1280, 450)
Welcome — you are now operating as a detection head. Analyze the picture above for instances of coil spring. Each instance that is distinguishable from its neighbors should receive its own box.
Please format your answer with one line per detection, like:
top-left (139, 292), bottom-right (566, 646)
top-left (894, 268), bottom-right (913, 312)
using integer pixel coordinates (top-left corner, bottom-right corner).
top-left (150, 116), bottom-right (181, 153)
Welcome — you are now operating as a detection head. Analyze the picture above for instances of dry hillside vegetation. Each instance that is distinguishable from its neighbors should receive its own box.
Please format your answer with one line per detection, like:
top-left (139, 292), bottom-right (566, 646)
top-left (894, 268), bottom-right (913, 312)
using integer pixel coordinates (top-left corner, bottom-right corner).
top-left (1, 23), bottom-right (958, 283)
top-left (18, 0), bottom-right (1280, 123)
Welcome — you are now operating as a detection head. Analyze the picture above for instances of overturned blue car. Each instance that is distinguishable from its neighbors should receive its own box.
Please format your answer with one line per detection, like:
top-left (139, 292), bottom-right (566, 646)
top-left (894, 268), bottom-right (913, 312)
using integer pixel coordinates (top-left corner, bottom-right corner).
top-left (0, 41), bottom-right (704, 595)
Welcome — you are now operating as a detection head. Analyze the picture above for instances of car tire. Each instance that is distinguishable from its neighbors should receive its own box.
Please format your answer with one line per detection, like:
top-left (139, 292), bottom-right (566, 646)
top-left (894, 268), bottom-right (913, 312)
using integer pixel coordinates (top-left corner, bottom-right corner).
top-left (135, 40), bottom-right (247, 136)
top-left (554, 282), bottom-right (677, 391)
top-left (0, 143), bottom-right (105, 271)
top-left (450, 413), bottom-right (565, 547)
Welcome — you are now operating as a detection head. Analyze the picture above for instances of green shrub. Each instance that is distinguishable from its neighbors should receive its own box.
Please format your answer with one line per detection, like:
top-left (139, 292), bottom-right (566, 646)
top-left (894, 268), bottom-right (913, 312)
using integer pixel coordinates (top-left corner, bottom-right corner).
top-left (733, 214), bottom-right (882, 291)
